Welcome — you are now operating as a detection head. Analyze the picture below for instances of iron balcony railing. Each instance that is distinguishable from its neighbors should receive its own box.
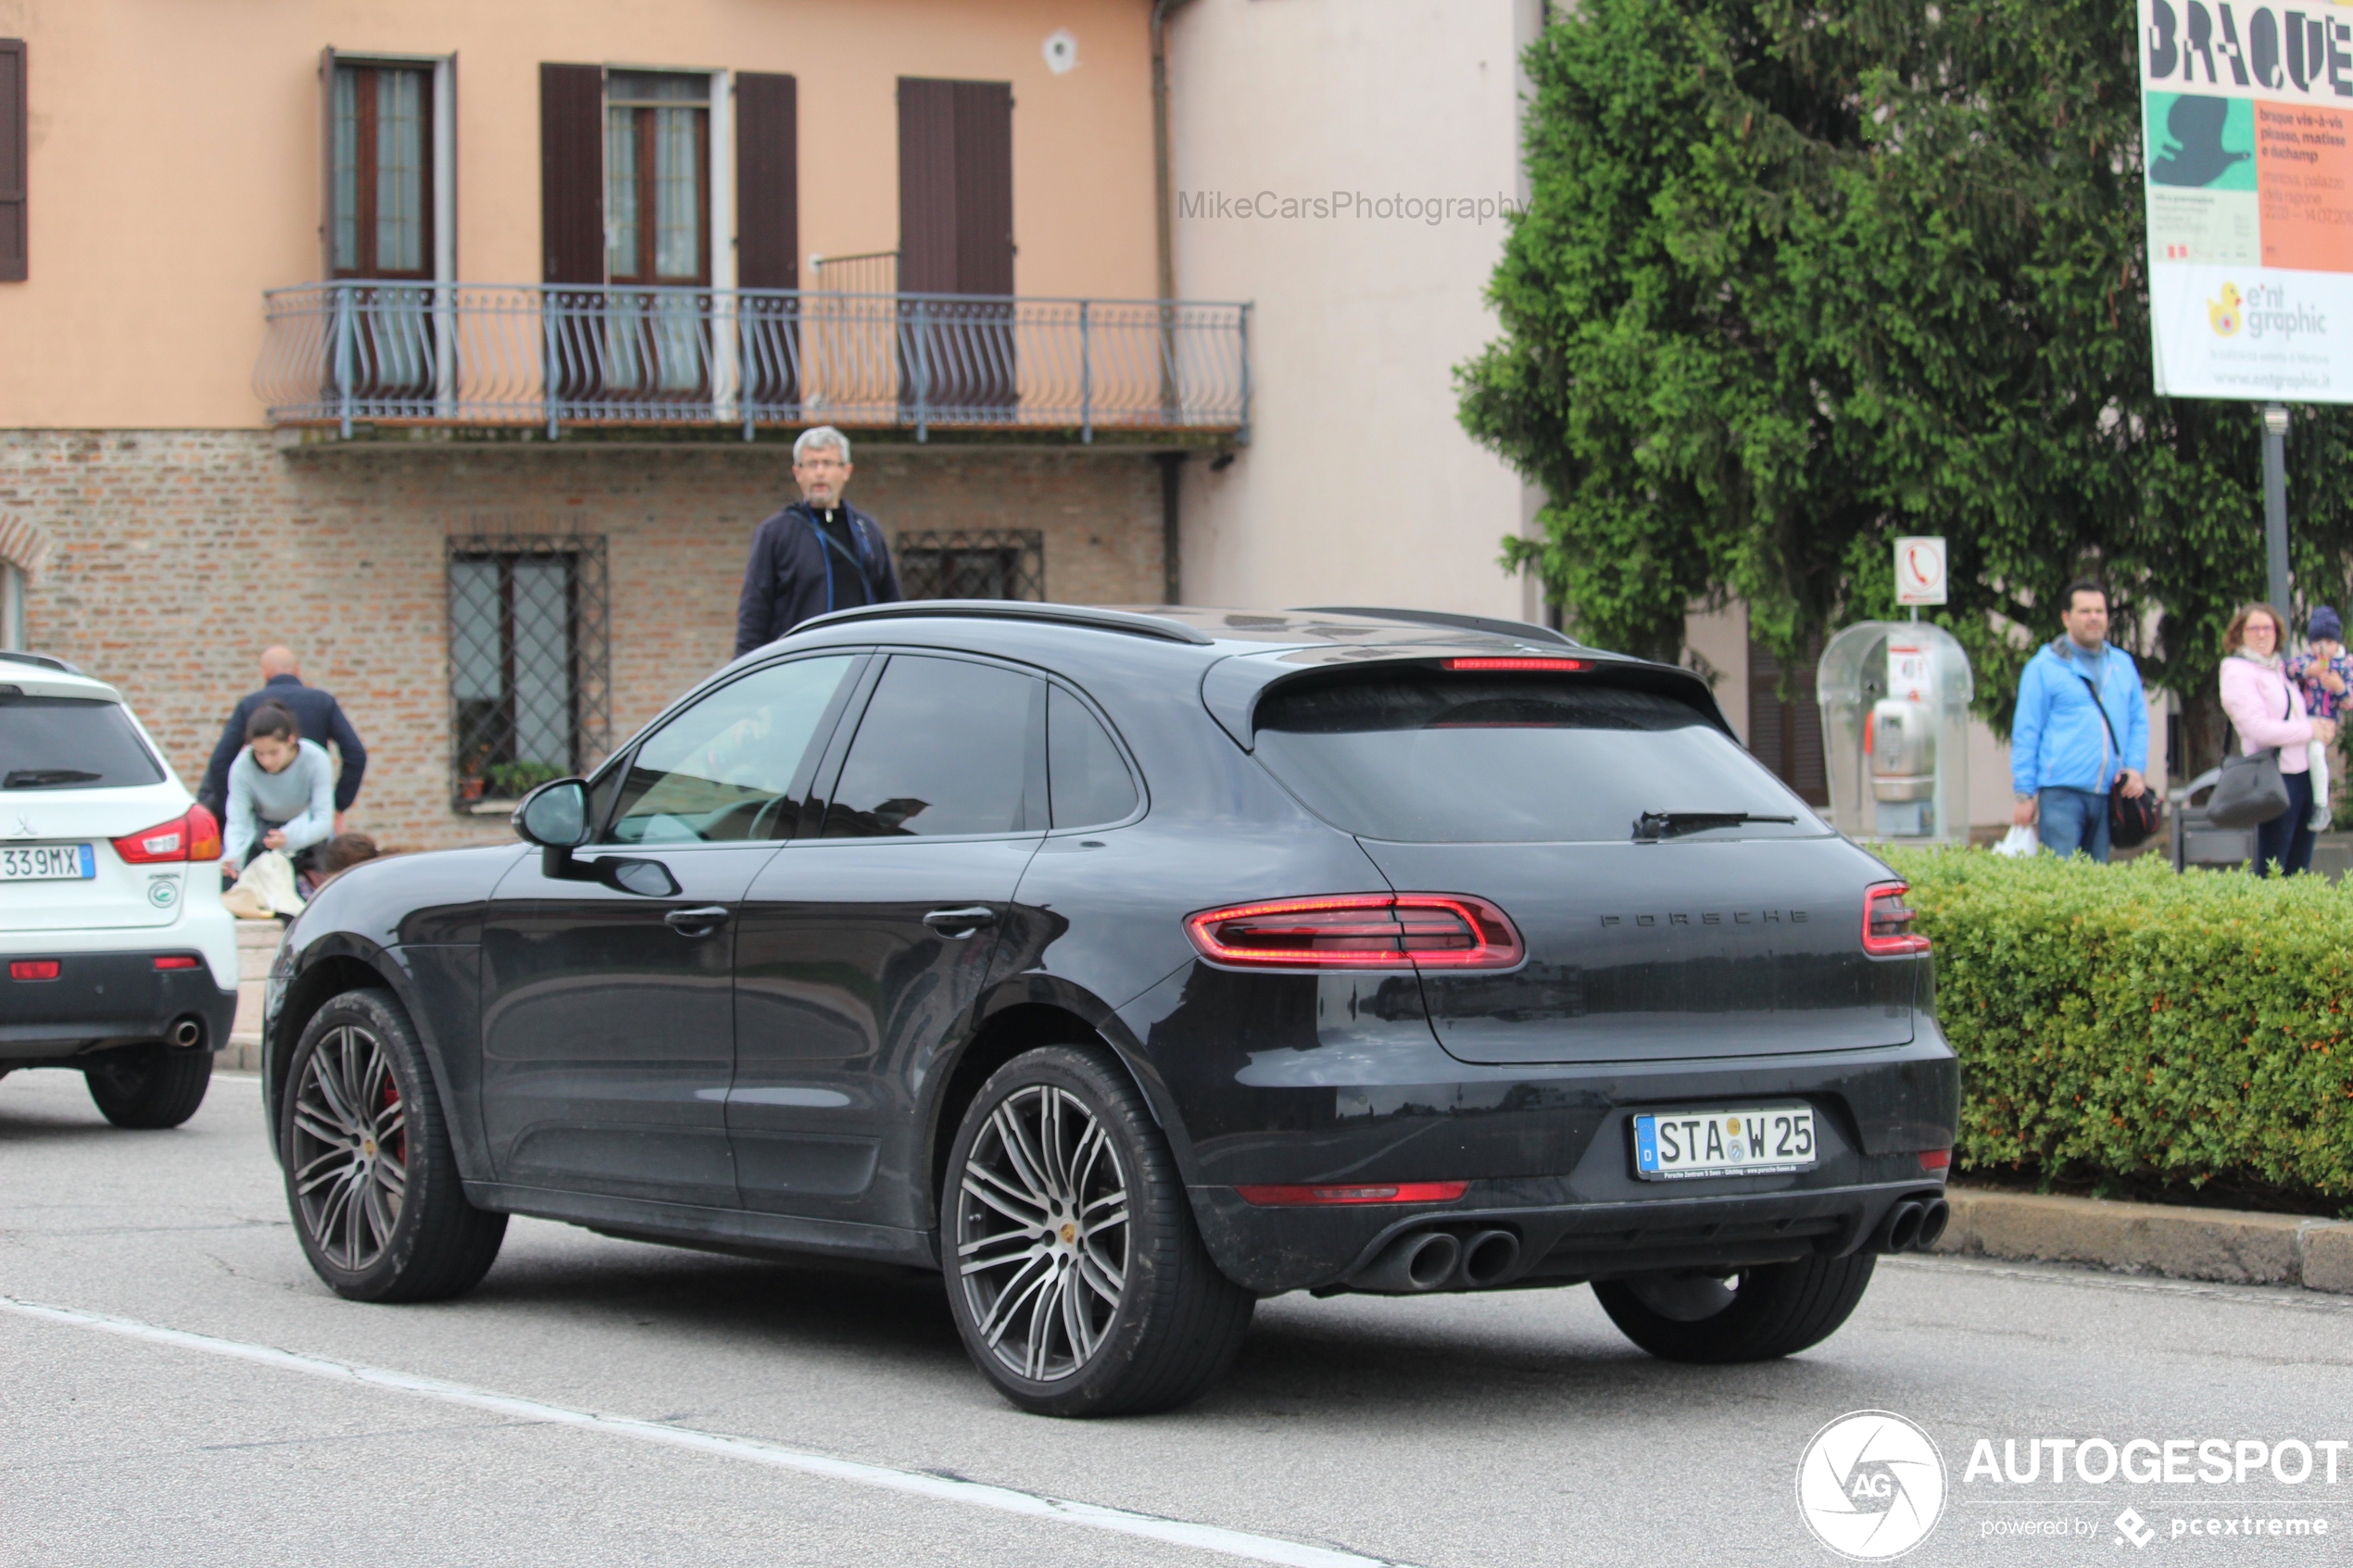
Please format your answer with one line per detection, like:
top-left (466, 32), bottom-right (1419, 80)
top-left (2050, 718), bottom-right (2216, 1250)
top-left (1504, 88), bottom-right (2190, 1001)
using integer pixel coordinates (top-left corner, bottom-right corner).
top-left (255, 282), bottom-right (1252, 443)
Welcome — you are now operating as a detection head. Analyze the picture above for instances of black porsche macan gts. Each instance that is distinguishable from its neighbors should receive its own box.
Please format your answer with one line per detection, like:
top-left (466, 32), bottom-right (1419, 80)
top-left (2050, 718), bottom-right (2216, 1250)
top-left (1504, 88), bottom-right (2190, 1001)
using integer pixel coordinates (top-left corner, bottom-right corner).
top-left (263, 604), bottom-right (1957, 1415)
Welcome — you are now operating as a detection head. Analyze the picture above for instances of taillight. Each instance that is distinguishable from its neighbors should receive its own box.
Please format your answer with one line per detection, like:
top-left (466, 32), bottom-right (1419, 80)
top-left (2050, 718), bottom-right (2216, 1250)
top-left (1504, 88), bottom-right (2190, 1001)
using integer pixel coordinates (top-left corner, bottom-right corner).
top-left (184, 804), bottom-right (222, 861)
top-left (1442, 657), bottom-right (1590, 671)
top-left (1235, 1181), bottom-right (1468, 1207)
top-left (9, 960), bottom-right (60, 981)
top-left (1918, 1148), bottom-right (1951, 1173)
top-left (110, 805), bottom-right (220, 865)
top-left (1864, 883), bottom-right (1930, 957)
top-left (1183, 894), bottom-right (1525, 971)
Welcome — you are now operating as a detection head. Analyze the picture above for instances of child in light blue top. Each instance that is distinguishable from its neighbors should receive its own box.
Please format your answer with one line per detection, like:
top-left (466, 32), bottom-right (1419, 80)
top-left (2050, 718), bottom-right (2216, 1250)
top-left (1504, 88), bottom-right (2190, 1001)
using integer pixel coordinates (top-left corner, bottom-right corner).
top-left (223, 703), bottom-right (335, 876)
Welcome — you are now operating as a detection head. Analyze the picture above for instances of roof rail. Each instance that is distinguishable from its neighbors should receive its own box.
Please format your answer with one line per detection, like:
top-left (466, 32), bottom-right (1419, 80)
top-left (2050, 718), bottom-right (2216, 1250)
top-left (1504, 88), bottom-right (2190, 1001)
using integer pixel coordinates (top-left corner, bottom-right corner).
top-left (1289, 607), bottom-right (1583, 648)
top-left (0, 649), bottom-right (82, 674)
top-left (794, 600), bottom-right (1215, 646)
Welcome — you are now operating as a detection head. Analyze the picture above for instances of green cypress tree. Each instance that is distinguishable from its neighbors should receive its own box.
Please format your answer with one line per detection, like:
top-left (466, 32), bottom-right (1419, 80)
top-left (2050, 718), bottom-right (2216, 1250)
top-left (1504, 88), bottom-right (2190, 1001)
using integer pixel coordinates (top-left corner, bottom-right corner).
top-left (1458, 0), bottom-right (2353, 759)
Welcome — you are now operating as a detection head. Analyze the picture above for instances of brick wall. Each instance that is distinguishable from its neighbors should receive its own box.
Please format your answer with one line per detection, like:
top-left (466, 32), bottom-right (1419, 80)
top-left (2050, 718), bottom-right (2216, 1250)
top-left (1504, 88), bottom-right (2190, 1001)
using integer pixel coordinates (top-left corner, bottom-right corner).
top-left (2, 431), bottom-right (1164, 849)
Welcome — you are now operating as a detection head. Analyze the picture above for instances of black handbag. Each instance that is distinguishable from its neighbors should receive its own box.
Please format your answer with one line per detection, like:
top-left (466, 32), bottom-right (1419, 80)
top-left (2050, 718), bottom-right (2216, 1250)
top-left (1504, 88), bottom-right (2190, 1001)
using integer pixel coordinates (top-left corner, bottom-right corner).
top-left (2206, 684), bottom-right (2294, 831)
top-left (2076, 673), bottom-right (2162, 848)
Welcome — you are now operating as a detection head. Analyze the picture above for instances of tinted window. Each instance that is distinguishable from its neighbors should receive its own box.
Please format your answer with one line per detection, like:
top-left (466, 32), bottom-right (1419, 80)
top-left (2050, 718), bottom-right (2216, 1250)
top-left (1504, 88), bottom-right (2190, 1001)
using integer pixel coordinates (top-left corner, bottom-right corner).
top-left (825, 657), bottom-right (1041, 838)
top-left (1252, 675), bottom-right (1820, 844)
top-left (1048, 686), bottom-right (1139, 829)
top-left (609, 657), bottom-right (855, 844)
top-left (0, 697), bottom-right (165, 790)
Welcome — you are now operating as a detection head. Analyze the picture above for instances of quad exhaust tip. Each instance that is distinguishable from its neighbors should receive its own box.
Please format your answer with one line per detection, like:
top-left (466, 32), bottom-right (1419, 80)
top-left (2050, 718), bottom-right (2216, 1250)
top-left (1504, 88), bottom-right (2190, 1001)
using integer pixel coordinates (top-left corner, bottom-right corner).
top-left (1347, 1226), bottom-right (1523, 1294)
top-left (1874, 1196), bottom-right (1950, 1255)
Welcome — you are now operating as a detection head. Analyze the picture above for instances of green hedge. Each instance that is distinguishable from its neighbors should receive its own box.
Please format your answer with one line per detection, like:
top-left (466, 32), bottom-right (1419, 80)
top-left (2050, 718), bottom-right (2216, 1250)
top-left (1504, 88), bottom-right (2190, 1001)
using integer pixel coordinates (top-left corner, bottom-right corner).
top-left (1880, 847), bottom-right (2353, 1203)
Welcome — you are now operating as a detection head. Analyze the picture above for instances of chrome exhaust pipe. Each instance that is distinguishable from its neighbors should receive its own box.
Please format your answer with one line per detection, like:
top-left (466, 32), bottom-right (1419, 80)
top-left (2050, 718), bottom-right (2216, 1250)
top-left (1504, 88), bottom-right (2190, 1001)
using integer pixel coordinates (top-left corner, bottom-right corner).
top-left (1458, 1228), bottom-right (1520, 1288)
top-left (1348, 1230), bottom-right (1463, 1294)
top-left (168, 1017), bottom-right (204, 1049)
top-left (1879, 1200), bottom-right (1925, 1254)
top-left (1914, 1198), bottom-right (1951, 1250)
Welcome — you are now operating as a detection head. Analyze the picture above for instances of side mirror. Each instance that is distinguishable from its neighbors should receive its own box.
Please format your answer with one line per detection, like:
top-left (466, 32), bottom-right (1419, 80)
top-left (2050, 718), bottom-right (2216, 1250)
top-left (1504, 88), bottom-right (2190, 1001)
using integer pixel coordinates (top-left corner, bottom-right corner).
top-left (513, 778), bottom-right (592, 848)
top-left (512, 776), bottom-right (678, 896)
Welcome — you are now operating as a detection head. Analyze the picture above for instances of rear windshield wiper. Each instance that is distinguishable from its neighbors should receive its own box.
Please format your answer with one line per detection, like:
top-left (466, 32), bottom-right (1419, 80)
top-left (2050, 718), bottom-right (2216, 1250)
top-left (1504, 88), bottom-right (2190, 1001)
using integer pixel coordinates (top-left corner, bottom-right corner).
top-left (5, 769), bottom-right (102, 789)
top-left (1633, 810), bottom-right (1797, 842)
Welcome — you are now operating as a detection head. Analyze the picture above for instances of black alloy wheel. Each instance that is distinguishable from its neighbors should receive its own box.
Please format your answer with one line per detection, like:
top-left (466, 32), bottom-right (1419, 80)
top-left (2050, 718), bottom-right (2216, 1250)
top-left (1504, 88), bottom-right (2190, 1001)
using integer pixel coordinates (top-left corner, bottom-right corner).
top-left (1592, 1254), bottom-right (1877, 1363)
top-left (943, 1044), bottom-right (1253, 1417)
top-left (281, 987), bottom-right (506, 1302)
top-left (84, 1046), bottom-right (212, 1129)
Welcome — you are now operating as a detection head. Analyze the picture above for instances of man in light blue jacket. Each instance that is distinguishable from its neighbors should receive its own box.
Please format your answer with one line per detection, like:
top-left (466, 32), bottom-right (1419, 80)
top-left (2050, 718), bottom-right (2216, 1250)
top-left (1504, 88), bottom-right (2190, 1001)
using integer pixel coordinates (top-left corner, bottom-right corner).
top-left (2010, 579), bottom-right (2152, 861)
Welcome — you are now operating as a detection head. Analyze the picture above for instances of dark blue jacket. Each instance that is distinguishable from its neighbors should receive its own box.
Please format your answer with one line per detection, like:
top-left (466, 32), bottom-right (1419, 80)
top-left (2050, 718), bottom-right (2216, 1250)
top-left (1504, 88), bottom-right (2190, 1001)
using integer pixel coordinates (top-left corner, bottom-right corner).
top-left (734, 501), bottom-right (903, 658)
top-left (197, 674), bottom-right (368, 817)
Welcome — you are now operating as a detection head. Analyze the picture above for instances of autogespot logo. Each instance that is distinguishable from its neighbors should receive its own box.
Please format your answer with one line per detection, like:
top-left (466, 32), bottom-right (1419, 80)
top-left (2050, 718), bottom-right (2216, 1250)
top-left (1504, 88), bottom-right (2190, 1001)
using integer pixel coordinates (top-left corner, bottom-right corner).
top-left (1797, 1411), bottom-right (1947, 1560)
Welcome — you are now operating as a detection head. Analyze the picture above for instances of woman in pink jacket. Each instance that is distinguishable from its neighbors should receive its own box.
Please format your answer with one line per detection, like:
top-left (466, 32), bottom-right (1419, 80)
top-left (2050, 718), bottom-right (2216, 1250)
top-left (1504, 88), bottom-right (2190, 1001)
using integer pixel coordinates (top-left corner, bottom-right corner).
top-left (2219, 603), bottom-right (2338, 876)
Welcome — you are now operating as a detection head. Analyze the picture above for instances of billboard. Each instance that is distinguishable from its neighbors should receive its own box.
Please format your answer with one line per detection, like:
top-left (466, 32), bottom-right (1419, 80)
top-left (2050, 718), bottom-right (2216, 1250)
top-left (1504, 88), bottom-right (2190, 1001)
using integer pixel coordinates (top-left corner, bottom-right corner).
top-left (2139, 0), bottom-right (2353, 402)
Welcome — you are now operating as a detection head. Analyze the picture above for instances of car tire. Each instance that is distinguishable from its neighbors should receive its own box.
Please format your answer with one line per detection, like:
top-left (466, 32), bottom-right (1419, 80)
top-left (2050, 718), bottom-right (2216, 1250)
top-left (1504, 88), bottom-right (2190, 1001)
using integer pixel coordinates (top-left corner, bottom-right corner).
top-left (942, 1043), bottom-right (1253, 1417)
top-left (84, 1046), bottom-right (212, 1129)
top-left (1593, 1254), bottom-right (1876, 1363)
top-left (281, 987), bottom-right (506, 1303)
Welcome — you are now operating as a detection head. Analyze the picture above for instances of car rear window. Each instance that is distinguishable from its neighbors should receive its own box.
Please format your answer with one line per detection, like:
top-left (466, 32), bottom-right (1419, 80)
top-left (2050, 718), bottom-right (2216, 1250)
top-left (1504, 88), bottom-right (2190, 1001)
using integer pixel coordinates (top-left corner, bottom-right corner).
top-left (0, 696), bottom-right (166, 791)
top-left (1251, 673), bottom-right (1822, 844)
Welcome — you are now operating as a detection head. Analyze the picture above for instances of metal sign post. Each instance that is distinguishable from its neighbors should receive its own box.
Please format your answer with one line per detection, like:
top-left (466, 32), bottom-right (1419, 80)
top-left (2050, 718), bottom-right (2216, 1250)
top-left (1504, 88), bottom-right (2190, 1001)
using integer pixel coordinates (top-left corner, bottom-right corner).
top-left (2263, 404), bottom-right (2291, 613)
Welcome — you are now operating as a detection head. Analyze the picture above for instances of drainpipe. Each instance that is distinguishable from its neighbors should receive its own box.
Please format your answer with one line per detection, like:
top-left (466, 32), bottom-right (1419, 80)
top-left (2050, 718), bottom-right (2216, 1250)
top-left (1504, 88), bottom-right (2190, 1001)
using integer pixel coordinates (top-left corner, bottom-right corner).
top-left (1151, 0), bottom-right (1195, 305)
top-left (1151, 0), bottom-right (1196, 605)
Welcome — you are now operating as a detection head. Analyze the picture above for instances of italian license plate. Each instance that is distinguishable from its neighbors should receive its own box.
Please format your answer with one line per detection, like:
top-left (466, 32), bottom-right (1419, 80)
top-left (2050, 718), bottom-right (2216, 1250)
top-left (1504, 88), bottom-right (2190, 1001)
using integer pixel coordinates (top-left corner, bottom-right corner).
top-left (0, 844), bottom-right (96, 882)
top-left (1633, 1106), bottom-right (1816, 1181)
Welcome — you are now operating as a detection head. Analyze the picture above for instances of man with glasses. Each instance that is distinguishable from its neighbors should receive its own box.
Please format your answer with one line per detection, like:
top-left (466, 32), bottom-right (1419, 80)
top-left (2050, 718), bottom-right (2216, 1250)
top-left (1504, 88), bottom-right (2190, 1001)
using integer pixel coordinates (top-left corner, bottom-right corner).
top-left (734, 426), bottom-right (904, 657)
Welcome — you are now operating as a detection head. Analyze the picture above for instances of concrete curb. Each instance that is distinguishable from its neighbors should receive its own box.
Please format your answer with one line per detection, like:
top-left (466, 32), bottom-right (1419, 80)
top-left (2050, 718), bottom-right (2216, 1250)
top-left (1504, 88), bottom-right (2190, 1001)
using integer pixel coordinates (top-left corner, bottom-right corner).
top-left (1932, 1185), bottom-right (2353, 1295)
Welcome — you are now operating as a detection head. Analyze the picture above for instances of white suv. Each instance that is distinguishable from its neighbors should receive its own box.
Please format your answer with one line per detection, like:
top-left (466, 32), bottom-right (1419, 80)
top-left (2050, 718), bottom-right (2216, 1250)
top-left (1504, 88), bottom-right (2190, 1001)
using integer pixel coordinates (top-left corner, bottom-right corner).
top-left (0, 652), bottom-right (236, 1127)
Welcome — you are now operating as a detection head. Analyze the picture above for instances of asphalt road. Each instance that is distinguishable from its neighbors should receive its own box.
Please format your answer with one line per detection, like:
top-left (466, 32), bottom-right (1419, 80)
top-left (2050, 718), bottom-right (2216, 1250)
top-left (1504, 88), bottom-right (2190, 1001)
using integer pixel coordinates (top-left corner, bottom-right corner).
top-left (6, 1066), bottom-right (2351, 1568)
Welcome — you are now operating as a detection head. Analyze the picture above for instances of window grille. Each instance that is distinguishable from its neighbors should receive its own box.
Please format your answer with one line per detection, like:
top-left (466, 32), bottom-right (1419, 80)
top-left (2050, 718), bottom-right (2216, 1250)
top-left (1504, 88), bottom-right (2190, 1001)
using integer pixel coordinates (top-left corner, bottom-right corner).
top-left (893, 530), bottom-right (1044, 603)
top-left (447, 535), bottom-right (610, 810)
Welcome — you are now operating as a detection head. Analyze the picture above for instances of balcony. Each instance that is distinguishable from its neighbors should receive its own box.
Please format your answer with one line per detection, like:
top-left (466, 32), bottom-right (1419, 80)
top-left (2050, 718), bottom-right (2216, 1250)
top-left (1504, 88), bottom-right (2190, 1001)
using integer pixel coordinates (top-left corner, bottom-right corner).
top-left (254, 282), bottom-right (1252, 446)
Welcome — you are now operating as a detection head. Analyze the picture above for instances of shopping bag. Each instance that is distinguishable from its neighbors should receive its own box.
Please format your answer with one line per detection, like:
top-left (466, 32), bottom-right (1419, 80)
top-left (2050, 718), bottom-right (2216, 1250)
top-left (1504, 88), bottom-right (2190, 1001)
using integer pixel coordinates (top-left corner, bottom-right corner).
top-left (222, 849), bottom-right (305, 919)
top-left (1993, 824), bottom-right (2040, 858)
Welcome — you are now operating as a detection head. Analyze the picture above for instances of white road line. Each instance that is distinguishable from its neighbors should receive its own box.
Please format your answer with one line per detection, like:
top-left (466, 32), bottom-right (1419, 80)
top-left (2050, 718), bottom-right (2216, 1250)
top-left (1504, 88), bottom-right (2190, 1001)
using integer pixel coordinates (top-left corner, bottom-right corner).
top-left (0, 1296), bottom-right (1416, 1568)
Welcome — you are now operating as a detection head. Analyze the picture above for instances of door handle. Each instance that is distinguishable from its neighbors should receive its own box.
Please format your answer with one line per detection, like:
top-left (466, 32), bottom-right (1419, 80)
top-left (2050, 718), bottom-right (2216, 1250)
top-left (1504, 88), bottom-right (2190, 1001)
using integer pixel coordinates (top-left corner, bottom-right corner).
top-left (923, 906), bottom-right (998, 938)
top-left (664, 905), bottom-right (732, 937)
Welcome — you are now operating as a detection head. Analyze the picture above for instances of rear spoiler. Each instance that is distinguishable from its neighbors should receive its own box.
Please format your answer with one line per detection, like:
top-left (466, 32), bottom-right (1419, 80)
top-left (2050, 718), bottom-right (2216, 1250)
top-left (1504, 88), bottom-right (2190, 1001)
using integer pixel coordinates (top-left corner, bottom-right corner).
top-left (1200, 642), bottom-right (1735, 750)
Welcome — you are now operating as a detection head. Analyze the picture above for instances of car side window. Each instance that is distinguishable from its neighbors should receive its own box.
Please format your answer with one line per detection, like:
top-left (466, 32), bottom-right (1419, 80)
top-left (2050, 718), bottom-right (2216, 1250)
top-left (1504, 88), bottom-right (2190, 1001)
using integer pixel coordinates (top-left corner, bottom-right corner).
top-left (824, 656), bottom-right (1044, 838)
top-left (1047, 685), bottom-right (1139, 829)
top-left (607, 656), bottom-right (857, 845)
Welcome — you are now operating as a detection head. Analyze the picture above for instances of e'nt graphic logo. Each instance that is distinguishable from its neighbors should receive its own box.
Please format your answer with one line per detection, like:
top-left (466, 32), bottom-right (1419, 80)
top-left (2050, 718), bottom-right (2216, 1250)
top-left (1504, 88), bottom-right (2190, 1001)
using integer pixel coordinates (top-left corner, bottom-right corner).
top-left (2209, 282), bottom-right (2245, 336)
top-left (1796, 1411), bottom-right (1946, 1560)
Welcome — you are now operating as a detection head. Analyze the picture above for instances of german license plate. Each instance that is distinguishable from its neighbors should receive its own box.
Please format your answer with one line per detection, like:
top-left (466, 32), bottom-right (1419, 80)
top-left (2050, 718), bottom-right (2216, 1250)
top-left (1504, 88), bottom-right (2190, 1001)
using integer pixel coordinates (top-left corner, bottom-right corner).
top-left (0, 844), bottom-right (95, 882)
top-left (1633, 1106), bottom-right (1816, 1180)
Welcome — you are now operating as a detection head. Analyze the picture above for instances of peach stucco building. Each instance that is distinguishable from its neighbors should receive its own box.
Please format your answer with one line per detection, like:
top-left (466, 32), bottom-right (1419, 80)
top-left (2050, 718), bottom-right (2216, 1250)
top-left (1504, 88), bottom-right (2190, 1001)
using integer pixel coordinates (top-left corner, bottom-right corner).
top-left (0, 0), bottom-right (1242, 848)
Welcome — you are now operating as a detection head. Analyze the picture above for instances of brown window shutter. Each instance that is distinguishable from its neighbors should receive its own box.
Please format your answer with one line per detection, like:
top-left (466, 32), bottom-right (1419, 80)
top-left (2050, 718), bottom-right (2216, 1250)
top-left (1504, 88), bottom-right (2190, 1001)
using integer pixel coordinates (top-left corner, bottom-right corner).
top-left (898, 78), bottom-right (1012, 295)
top-left (735, 72), bottom-right (797, 290)
top-left (951, 81), bottom-right (1013, 295)
top-left (897, 78), bottom-right (956, 294)
top-left (0, 40), bottom-right (26, 282)
top-left (539, 62), bottom-right (603, 283)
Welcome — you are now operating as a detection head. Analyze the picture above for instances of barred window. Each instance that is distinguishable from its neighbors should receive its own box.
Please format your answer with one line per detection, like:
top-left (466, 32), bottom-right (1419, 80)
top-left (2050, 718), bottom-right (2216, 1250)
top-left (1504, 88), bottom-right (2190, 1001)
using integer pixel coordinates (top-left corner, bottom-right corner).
top-left (893, 530), bottom-right (1043, 602)
top-left (447, 536), bottom-right (611, 810)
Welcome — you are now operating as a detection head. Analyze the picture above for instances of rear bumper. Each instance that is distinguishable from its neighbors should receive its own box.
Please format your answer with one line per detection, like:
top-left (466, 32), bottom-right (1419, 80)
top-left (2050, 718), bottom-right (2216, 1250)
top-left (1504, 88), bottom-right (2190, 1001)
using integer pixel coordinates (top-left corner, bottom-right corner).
top-left (0, 948), bottom-right (239, 1062)
top-left (1117, 964), bottom-right (1960, 1294)
top-left (1191, 1175), bottom-right (1949, 1295)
